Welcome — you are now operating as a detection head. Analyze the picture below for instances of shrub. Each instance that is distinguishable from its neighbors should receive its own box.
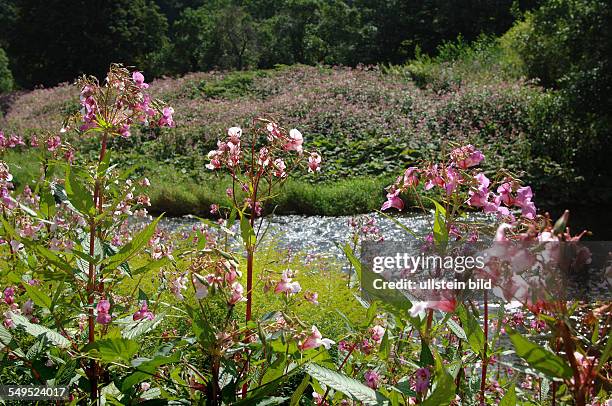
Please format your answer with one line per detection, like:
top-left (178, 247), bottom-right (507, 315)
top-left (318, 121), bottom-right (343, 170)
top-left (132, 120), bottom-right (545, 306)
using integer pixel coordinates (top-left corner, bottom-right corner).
top-left (0, 47), bottom-right (13, 93)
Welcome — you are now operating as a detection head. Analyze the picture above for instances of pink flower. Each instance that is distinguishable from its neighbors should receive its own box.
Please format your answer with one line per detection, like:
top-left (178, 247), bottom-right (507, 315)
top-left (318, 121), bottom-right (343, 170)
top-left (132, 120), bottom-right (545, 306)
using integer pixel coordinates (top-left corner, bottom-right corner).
top-left (273, 158), bottom-right (287, 178)
top-left (381, 189), bottom-right (404, 211)
top-left (308, 152), bottom-right (321, 173)
top-left (119, 124), bottom-right (131, 138)
top-left (46, 135), bottom-right (61, 152)
top-left (210, 204), bottom-right (219, 214)
top-left (3, 287), bottom-right (15, 305)
top-left (274, 271), bottom-right (302, 295)
top-left (402, 167), bottom-right (419, 187)
top-left (370, 325), bottom-right (385, 344)
top-left (415, 367), bottom-right (430, 393)
top-left (133, 302), bottom-right (154, 321)
top-left (206, 150), bottom-right (223, 170)
top-left (96, 299), bottom-right (111, 325)
top-left (299, 325), bottom-right (335, 350)
top-left (228, 282), bottom-right (246, 305)
top-left (451, 145), bottom-right (484, 169)
top-left (227, 127), bottom-right (242, 143)
top-left (444, 166), bottom-right (461, 195)
top-left (467, 173), bottom-right (490, 207)
top-left (424, 164), bottom-right (445, 190)
top-left (497, 182), bottom-right (514, 206)
top-left (364, 370), bottom-right (380, 389)
top-left (132, 71), bottom-right (149, 89)
top-left (22, 299), bottom-right (34, 316)
top-left (515, 186), bottom-right (536, 219)
top-left (285, 129), bottom-right (303, 153)
top-left (158, 107), bottom-right (175, 127)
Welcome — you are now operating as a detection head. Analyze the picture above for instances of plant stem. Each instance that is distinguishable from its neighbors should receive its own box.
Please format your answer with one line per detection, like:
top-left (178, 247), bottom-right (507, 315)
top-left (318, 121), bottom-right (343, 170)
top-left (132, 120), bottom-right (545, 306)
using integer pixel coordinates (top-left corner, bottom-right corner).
top-left (86, 131), bottom-right (108, 403)
top-left (479, 290), bottom-right (488, 406)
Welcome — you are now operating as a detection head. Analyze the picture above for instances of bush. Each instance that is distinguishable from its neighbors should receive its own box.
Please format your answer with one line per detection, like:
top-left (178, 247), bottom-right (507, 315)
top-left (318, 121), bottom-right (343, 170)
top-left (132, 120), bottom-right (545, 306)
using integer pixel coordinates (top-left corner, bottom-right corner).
top-left (0, 47), bottom-right (13, 93)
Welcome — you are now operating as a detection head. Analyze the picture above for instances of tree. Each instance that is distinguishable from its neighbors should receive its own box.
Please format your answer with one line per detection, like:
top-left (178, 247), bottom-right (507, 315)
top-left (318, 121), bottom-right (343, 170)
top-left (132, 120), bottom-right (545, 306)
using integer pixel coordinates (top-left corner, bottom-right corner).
top-left (8, 0), bottom-right (169, 87)
top-left (0, 48), bottom-right (13, 92)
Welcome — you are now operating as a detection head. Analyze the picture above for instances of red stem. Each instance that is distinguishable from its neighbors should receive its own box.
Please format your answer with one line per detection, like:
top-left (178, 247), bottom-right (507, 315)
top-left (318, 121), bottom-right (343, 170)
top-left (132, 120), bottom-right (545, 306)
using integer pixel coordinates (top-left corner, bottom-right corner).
top-left (86, 131), bottom-right (108, 402)
top-left (480, 290), bottom-right (488, 406)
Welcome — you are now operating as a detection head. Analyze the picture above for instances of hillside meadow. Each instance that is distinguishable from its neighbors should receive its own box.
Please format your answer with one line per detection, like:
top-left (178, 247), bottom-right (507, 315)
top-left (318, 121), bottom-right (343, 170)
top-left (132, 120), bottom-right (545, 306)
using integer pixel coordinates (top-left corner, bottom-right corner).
top-left (0, 63), bottom-right (579, 217)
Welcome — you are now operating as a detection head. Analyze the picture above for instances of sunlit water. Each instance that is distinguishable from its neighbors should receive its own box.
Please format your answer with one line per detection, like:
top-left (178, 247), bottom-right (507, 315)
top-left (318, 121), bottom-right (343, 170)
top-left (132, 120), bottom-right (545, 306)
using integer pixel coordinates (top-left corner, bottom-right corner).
top-left (153, 212), bottom-right (495, 260)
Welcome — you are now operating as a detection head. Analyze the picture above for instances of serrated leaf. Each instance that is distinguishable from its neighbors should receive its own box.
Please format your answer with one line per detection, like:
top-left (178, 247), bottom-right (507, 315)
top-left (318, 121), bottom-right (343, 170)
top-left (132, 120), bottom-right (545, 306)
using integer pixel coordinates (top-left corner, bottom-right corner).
top-left (304, 363), bottom-right (388, 405)
top-left (64, 168), bottom-right (94, 216)
top-left (240, 213), bottom-right (256, 248)
top-left (421, 371), bottom-right (456, 406)
top-left (102, 215), bottom-right (163, 271)
top-left (457, 305), bottom-right (484, 356)
top-left (507, 328), bottom-right (572, 379)
top-left (121, 351), bottom-right (180, 391)
top-left (10, 313), bottom-right (70, 348)
top-left (87, 337), bottom-right (140, 364)
top-left (122, 314), bottom-right (164, 339)
top-left (23, 283), bottom-right (52, 309)
top-left (0, 324), bottom-right (13, 350)
top-left (447, 318), bottom-right (467, 341)
top-left (499, 383), bottom-right (516, 406)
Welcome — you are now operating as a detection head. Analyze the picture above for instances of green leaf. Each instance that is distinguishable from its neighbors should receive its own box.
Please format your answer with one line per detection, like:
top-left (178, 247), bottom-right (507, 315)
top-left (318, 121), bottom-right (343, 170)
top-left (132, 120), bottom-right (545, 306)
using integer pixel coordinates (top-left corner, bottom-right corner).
top-left (39, 186), bottom-right (56, 219)
top-left (131, 257), bottom-right (169, 276)
top-left (121, 314), bottom-right (164, 340)
top-left (0, 324), bottom-right (12, 350)
top-left (304, 363), bottom-right (388, 405)
top-left (379, 330), bottom-right (391, 359)
top-left (23, 283), bottom-right (52, 309)
top-left (340, 243), bottom-right (362, 282)
top-left (64, 168), bottom-right (94, 216)
top-left (102, 215), bottom-right (163, 271)
top-left (240, 213), bottom-right (256, 248)
top-left (420, 341), bottom-right (434, 367)
top-left (289, 375), bottom-right (310, 406)
top-left (10, 313), bottom-right (70, 348)
top-left (596, 331), bottom-right (612, 373)
top-left (428, 198), bottom-right (448, 248)
top-left (421, 371), bottom-right (456, 406)
top-left (499, 383), bottom-right (516, 406)
top-left (446, 318), bottom-right (467, 341)
top-left (121, 352), bottom-right (180, 391)
top-left (506, 328), bottom-right (573, 379)
top-left (87, 337), bottom-right (140, 364)
top-left (457, 305), bottom-right (484, 356)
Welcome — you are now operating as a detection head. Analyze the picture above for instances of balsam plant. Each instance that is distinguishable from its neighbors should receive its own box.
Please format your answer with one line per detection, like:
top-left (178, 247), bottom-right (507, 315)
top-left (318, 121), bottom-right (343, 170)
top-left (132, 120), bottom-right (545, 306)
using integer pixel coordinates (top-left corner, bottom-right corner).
top-left (0, 64), bottom-right (175, 403)
top-left (0, 64), bottom-right (608, 406)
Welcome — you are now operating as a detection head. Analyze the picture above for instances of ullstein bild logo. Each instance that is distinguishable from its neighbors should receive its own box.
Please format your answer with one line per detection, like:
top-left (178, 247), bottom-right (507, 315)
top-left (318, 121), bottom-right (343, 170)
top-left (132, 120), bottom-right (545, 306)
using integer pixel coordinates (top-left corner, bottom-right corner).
top-left (360, 240), bottom-right (612, 305)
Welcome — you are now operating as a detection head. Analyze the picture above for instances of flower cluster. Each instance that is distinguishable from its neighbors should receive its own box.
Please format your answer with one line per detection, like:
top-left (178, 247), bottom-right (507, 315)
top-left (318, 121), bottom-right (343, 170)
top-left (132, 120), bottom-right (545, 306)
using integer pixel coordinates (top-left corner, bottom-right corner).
top-left (75, 65), bottom-right (174, 137)
top-left (206, 120), bottom-right (321, 218)
top-left (382, 144), bottom-right (537, 223)
top-left (187, 254), bottom-right (245, 307)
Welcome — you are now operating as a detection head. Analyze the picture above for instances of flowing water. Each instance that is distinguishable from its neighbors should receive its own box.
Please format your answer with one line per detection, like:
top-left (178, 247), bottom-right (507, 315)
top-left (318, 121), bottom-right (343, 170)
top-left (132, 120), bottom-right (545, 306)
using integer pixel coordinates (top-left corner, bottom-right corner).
top-left (154, 211), bottom-right (495, 260)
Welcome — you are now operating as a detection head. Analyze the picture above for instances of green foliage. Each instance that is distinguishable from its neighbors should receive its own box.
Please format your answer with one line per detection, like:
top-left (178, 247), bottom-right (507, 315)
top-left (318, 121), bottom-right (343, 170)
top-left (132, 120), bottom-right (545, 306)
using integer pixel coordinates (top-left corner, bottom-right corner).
top-left (507, 328), bottom-right (573, 379)
top-left (514, 0), bottom-right (612, 201)
top-left (0, 47), bottom-right (13, 93)
top-left (7, 0), bottom-right (169, 87)
top-left (2, 0), bottom-right (534, 87)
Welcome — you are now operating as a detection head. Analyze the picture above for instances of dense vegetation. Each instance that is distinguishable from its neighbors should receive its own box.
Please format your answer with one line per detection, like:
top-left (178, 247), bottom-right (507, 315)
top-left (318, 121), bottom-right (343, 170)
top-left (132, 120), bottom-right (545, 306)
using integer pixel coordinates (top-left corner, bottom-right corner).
top-left (0, 0), bottom-right (528, 88)
top-left (0, 0), bottom-right (610, 216)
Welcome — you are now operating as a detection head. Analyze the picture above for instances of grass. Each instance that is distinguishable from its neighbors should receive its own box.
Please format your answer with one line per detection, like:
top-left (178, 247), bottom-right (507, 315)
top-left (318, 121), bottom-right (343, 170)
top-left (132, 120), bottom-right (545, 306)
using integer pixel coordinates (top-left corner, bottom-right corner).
top-left (3, 149), bottom-right (396, 217)
top-left (111, 241), bottom-right (362, 342)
